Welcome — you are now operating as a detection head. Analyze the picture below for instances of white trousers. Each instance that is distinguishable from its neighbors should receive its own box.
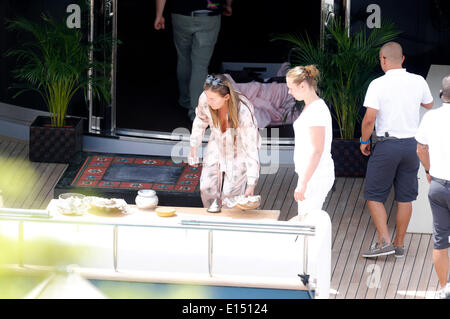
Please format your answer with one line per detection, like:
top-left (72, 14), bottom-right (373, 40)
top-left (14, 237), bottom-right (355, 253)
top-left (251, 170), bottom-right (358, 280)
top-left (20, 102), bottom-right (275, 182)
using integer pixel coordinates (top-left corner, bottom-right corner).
top-left (296, 175), bottom-right (335, 218)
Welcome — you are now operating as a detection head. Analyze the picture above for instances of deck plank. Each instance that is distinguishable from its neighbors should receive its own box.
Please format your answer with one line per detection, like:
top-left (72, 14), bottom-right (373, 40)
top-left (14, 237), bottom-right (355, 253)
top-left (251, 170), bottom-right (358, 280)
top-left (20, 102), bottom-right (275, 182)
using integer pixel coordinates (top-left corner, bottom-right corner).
top-left (35, 163), bottom-right (67, 209)
top-left (1, 142), bottom-right (27, 207)
top-left (3, 143), bottom-right (33, 207)
top-left (333, 181), bottom-right (368, 298)
top-left (405, 234), bottom-right (431, 299)
top-left (324, 178), bottom-right (345, 220)
top-left (262, 167), bottom-right (288, 210)
top-left (415, 236), bottom-right (436, 299)
top-left (254, 171), bottom-right (267, 196)
top-left (259, 168), bottom-right (279, 210)
top-left (348, 188), bottom-right (395, 299)
top-left (366, 192), bottom-right (401, 299)
top-left (279, 168), bottom-right (298, 221)
top-left (330, 178), bottom-right (364, 297)
top-left (394, 233), bottom-right (421, 299)
top-left (271, 167), bottom-right (295, 211)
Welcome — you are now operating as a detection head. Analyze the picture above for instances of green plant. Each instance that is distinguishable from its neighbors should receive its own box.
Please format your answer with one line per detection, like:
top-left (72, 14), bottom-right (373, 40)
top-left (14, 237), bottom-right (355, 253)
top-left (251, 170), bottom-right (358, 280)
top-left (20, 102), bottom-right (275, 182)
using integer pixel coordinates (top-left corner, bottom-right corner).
top-left (274, 20), bottom-right (401, 139)
top-left (5, 14), bottom-right (112, 127)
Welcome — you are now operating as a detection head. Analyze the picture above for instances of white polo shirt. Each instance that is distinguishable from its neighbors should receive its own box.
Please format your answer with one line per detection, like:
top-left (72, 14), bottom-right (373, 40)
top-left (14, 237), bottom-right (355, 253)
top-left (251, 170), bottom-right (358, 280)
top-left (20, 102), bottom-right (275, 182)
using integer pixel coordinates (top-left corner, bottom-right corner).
top-left (363, 68), bottom-right (433, 138)
top-left (415, 103), bottom-right (450, 181)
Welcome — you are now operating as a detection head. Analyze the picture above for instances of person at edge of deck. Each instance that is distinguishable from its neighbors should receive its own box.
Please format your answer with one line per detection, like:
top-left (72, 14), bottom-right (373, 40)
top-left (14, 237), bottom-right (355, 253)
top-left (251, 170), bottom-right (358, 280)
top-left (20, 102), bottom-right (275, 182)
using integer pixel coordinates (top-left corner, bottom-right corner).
top-left (415, 74), bottom-right (450, 299)
top-left (360, 42), bottom-right (434, 259)
top-left (286, 65), bottom-right (335, 221)
top-left (188, 74), bottom-right (261, 208)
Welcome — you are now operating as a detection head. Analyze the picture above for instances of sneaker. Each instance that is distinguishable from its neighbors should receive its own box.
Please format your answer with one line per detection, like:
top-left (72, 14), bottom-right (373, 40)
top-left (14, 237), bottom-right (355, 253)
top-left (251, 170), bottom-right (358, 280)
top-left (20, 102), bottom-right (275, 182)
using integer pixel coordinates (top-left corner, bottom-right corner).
top-left (436, 283), bottom-right (450, 299)
top-left (394, 246), bottom-right (405, 258)
top-left (362, 239), bottom-right (395, 258)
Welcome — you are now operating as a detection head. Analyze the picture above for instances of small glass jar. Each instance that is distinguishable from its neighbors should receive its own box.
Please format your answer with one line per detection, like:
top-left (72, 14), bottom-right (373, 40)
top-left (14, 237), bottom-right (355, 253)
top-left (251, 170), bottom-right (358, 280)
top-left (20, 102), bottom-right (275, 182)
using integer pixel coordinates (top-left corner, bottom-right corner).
top-left (135, 189), bottom-right (158, 209)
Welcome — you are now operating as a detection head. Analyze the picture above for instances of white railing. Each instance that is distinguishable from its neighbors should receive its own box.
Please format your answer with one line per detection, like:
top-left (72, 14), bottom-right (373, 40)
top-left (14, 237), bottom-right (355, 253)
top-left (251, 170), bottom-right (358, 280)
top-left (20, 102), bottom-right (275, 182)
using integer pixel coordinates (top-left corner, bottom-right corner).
top-left (0, 206), bottom-right (322, 298)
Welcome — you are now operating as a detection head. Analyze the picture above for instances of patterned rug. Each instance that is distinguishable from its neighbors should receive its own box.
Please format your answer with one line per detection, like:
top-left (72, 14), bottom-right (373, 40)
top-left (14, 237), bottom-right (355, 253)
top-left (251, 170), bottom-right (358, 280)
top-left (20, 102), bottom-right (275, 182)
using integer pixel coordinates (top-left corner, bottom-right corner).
top-left (55, 152), bottom-right (203, 207)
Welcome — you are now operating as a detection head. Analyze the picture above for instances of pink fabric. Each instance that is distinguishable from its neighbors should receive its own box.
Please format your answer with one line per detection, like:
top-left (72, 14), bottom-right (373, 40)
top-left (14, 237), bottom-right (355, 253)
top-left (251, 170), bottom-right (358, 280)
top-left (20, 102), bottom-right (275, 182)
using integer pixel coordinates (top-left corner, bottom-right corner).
top-left (224, 63), bottom-right (299, 128)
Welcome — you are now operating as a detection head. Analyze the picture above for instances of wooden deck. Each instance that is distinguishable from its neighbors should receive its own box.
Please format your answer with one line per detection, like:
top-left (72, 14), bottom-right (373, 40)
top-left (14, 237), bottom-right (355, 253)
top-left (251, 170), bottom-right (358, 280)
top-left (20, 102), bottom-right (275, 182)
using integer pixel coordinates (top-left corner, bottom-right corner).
top-left (0, 135), bottom-right (440, 299)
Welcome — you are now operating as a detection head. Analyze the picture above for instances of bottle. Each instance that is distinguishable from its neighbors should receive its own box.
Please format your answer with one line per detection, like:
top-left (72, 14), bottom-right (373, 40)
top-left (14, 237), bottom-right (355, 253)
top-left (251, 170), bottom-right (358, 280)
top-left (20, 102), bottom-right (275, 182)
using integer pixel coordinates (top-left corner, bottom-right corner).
top-left (135, 189), bottom-right (158, 209)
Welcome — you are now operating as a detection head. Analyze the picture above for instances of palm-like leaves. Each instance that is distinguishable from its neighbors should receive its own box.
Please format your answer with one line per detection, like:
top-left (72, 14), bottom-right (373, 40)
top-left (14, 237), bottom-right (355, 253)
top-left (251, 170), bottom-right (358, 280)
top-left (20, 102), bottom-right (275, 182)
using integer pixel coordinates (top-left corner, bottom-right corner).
top-left (6, 14), bottom-right (112, 127)
top-left (274, 20), bottom-right (401, 139)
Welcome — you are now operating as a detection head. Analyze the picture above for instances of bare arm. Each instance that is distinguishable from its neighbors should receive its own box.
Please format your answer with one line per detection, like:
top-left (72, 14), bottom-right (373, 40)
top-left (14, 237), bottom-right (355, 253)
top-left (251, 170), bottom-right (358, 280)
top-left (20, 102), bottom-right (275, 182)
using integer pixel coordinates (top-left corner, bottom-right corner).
top-left (189, 96), bottom-right (210, 166)
top-left (295, 126), bottom-right (325, 202)
top-left (421, 101), bottom-right (433, 110)
top-left (417, 143), bottom-right (431, 183)
top-left (154, 0), bottom-right (166, 30)
top-left (360, 107), bottom-right (378, 156)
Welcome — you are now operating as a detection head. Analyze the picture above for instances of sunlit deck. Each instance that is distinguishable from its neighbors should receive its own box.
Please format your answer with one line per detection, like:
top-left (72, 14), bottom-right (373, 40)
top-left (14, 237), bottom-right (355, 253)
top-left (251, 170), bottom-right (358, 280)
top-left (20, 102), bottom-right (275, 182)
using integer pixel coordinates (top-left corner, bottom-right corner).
top-left (0, 134), bottom-right (440, 299)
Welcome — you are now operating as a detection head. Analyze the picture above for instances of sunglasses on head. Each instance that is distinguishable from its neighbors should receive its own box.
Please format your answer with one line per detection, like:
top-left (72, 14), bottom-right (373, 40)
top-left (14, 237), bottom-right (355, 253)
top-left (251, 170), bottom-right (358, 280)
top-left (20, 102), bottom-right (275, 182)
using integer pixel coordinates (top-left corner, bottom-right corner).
top-left (205, 75), bottom-right (225, 86)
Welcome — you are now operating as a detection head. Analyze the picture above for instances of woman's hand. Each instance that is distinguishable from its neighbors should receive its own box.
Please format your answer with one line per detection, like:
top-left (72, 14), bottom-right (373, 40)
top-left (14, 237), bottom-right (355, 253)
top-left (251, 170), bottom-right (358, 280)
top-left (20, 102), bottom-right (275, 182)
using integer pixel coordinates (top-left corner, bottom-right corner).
top-left (188, 147), bottom-right (199, 168)
top-left (244, 185), bottom-right (255, 197)
top-left (294, 182), bottom-right (307, 202)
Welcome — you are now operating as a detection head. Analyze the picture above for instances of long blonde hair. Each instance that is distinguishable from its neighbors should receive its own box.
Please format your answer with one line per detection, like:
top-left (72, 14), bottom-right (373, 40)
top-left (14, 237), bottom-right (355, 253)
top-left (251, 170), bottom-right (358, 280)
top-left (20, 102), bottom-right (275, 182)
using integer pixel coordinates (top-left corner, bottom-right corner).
top-left (286, 65), bottom-right (320, 93)
top-left (203, 74), bottom-right (243, 130)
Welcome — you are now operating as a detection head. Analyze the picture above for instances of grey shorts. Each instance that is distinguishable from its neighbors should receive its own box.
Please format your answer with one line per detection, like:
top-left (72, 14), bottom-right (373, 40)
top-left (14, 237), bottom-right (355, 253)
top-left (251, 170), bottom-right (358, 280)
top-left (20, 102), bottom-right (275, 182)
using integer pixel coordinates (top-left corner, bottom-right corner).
top-left (428, 177), bottom-right (450, 250)
top-left (364, 138), bottom-right (419, 203)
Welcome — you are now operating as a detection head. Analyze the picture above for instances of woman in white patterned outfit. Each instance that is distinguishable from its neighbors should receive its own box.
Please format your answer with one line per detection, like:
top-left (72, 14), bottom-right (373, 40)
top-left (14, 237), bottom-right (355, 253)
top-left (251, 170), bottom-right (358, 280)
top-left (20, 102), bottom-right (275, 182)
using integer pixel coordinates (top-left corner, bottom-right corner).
top-left (188, 74), bottom-right (261, 208)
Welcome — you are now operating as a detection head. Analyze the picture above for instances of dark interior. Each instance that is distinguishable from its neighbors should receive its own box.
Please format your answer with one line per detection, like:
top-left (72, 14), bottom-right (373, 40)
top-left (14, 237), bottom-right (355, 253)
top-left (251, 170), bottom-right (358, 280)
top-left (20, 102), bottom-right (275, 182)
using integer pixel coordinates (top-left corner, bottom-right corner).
top-left (1, 0), bottom-right (449, 138)
top-left (115, 0), bottom-right (321, 136)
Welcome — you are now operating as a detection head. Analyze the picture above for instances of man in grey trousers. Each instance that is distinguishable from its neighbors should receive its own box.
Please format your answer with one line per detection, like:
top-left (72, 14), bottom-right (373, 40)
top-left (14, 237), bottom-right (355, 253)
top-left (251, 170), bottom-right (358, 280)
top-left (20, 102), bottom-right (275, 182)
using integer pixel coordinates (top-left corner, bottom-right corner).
top-left (154, 0), bottom-right (232, 121)
top-left (416, 74), bottom-right (450, 299)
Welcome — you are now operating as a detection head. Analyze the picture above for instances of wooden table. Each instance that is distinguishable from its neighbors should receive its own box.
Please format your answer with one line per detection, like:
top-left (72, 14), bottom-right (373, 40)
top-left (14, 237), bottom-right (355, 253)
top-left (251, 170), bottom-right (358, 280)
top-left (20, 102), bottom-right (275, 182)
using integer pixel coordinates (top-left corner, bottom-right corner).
top-left (39, 200), bottom-right (281, 228)
top-left (130, 205), bottom-right (280, 221)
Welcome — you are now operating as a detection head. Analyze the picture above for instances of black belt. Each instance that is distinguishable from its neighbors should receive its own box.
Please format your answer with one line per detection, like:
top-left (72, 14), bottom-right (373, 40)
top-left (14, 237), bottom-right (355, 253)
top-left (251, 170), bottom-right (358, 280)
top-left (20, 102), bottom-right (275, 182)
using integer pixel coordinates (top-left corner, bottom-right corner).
top-left (174, 10), bottom-right (221, 17)
top-left (374, 136), bottom-right (415, 142)
top-left (190, 10), bottom-right (221, 17)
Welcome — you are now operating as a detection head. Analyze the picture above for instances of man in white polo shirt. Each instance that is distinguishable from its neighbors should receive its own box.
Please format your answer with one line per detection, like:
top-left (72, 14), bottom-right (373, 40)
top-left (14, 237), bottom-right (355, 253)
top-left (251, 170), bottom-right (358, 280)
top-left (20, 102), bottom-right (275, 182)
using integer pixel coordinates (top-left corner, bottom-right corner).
top-left (359, 42), bottom-right (433, 258)
top-left (415, 74), bottom-right (450, 299)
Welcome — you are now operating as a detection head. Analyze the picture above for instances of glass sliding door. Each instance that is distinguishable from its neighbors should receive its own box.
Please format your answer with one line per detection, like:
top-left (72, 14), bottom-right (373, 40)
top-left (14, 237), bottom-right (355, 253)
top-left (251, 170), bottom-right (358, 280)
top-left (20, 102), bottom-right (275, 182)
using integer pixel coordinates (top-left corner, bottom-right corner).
top-left (112, 0), bottom-right (321, 139)
top-left (86, 0), bottom-right (116, 134)
top-left (114, 0), bottom-right (189, 137)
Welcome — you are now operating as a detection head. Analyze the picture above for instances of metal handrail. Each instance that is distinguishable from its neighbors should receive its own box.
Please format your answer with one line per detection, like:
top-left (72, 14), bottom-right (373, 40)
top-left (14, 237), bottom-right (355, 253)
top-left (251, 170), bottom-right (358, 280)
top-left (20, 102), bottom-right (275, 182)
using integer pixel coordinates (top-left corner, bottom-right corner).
top-left (0, 208), bottom-right (49, 218)
top-left (0, 207), bottom-right (316, 294)
top-left (181, 219), bottom-right (315, 236)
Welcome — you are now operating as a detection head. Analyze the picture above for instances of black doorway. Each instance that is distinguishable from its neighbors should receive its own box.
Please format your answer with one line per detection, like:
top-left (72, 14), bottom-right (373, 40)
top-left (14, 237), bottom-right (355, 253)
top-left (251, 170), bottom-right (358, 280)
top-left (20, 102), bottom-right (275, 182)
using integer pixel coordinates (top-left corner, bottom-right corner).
top-left (115, 1), bottom-right (321, 136)
top-left (116, 1), bottom-right (188, 133)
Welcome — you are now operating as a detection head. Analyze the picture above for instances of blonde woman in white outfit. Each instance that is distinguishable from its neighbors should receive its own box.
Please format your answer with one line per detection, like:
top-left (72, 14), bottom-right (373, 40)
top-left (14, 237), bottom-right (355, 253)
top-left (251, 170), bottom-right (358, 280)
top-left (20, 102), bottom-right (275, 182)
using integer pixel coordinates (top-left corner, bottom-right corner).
top-left (286, 65), bottom-right (335, 220)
